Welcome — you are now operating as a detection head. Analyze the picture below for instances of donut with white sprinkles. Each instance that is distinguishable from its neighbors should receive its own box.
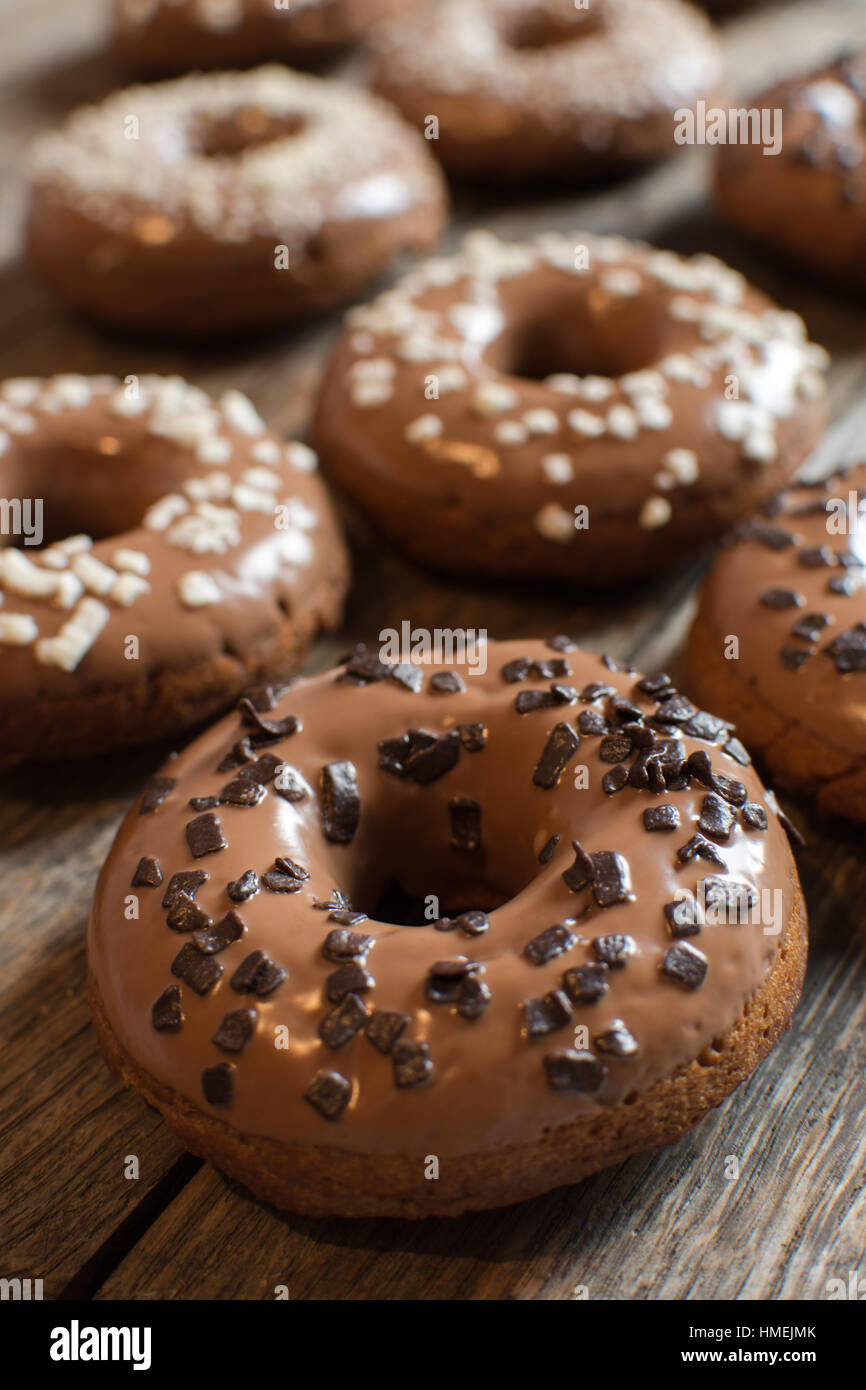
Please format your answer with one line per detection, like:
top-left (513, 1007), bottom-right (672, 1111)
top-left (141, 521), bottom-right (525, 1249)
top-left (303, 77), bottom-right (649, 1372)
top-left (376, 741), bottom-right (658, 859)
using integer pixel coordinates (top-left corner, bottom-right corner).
top-left (88, 639), bottom-right (806, 1218)
top-left (26, 66), bottom-right (448, 336)
top-left (0, 374), bottom-right (347, 767)
top-left (313, 231), bottom-right (829, 583)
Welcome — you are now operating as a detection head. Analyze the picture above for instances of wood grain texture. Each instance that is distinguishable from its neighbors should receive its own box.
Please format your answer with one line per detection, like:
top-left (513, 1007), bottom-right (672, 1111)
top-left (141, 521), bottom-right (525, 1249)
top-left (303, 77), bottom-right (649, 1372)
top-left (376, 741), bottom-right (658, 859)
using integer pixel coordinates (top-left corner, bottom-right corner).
top-left (1, 0), bottom-right (865, 1302)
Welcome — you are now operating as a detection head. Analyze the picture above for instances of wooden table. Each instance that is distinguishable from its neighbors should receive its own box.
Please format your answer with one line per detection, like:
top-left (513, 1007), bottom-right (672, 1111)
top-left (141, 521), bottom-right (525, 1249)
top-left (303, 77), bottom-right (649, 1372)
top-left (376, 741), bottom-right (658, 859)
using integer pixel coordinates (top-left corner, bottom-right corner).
top-left (2, 0), bottom-right (865, 1302)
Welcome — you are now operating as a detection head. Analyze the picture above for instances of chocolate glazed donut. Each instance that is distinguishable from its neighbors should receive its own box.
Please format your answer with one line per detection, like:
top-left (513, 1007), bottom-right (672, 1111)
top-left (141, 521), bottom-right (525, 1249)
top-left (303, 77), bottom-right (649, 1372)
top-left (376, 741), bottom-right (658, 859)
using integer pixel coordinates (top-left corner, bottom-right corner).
top-left (112, 0), bottom-right (415, 75)
top-left (312, 231), bottom-right (828, 584)
top-left (716, 54), bottom-right (866, 290)
top-left (26, 67), bottom-right (447, 337)
top-left (685, 465), bottom-right (866, 822)
top-left (0, 374), bottom-right (347, 768)
top-left (371, 0), bottom-right (726, 181)
top-left (88, 639), bottom-right (806, 1218)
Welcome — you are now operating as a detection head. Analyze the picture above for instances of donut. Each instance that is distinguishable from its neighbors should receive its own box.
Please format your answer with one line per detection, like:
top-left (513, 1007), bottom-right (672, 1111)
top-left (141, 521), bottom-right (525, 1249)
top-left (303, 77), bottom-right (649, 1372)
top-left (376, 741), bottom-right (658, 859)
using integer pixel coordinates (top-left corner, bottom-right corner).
top-left (0, 374), bottom-right (347, 769)
top-left (26, 67), bottom-right (448, 337)
top-left (716, 55), bottom-right (866, 289)
top-left (685, 465), bottom-right (866, 822)
top-left (87, 638), bottom-right (806, 1218)
top-left (312, 231), bottom-right (829, 584)
top-left (112, 0), bottom-right (414, 74)
top-left (371, 0), bottom-right (726, 181)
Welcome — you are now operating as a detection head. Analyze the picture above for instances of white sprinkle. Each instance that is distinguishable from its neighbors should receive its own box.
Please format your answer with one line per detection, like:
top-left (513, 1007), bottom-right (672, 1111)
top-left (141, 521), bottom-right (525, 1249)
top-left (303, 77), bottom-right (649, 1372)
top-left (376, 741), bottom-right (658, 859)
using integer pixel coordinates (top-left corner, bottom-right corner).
top-left (545, 374), bottom-right (582, 395)
top-left (600, 267), bottom-right (642, 297)
top-left (220, 389), bottom-right (265, 436)
top-left (278, 529), bottom-right (314, 565)
top-left (232, 483), bottom-right (275, 512)
top-left (494, 419), bottom-right (528, 446)
top-left (471, 381), bottom-right (519, 416)
top-left (113, 547), bottom-right (151, 576)
top-left (39, 548), bottom-right (69, 570)
top-left (0, 613), bottom-right (38, 645)
top-left (52, 374), bottom-right (93, 409)
top-left (635, 397), bottom-right (673, 431)
top-left (144, 494), bottom-right (189, 531)
top-left (405, 414), bottom-right (443, 443)
top-left (53, 572), bottom-right (85, 609)
top-left (660, 354), bottom-right (710, 386)
top-left (567, 408), bottom-right (606, 438)
top-left (639, 496), bottom-right (673, 530)
top-left (541, 453), bottom-right (574, 484)
top-left (35, 598), bottom-right (109, 671)
top-left (1, 378), bottom-right (40, 408)
top-left (743, 430), bottom-right (778, 464)
top-left (350, 378), bottom-right (393, 409)
top-left (576, 376), bottom-right (615, 402)
top-left (196, 436), bottom-right (234, 466)
top-left (523, 408), bottom-right (560, 436)
top-left (58, 534), bottom-right (93, 556)
top-left (184, 473), bottom-right (232, 502)
top-left (662, 448), bottom-right (699, 484)
top-left (535, 502), bottom-right (575, 543)
top-left (250, 438), bottom-right (282, 465)
top-left (178, 570), bottom-right (221, 607)
top-left (241, 466), bottom-right (281, 491)
top-left (286, 441), bottom-right (317, 472)
top-left (279, 497), bottom-right (318, 531)
top-left (607, 404), bottom-right (639, 439)
top-left (0, 549), bottom-right (60, 599)
top-left (110, 572), bottom-right (151, 606)
top-left (435, 364), bottom-right (468, 394)
top-left (350, 356), bottom-right (395, 381)
top-left (71, 552), bottom-right (117, 595)
top-left (108, 388), bottom-right (149, 418)
top-left (621, 370), bottom-right (667, 397)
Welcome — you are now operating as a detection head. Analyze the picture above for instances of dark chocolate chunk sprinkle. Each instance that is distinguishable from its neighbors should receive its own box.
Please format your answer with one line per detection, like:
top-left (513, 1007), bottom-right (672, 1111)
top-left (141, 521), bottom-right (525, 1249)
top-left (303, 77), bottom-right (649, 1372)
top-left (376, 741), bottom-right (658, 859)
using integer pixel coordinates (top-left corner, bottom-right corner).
top-left (515, 688), bottom-right (557, 714)
top-left (791, 612), bottom-right (832, 643)
top-left (829, 573), bottom-right (860, 596)
top-left (662, 941), bottom-right (709, 990)
top-left (599, 731), bottom-right (632, 763)
top-left (449, 796), bottom-right (482, 851)
top-left (193, 909), bottom-right (245, 955)
top-left (524, 922), bottom-right (577, 966)
top-left (202, 1062), bottom-right (234, 1107)
top-left (170, 942), bottom-right (223, 995)
top-left (261, 870), bottom-right (303, 894)
top-left (185, 812), bottom-right (228, 858)
top-left (166, 896), bottom-right (212, 933)
top-left (327, 908), bottom-right (369, 927)
top-left (592, 933), bottom-right (636, 968)
top-left (230, 949), bottom-right (287, 997)
top-left (723, 736), bottom-right (751, 767)
top-left (321, 760), bottom-right (361, 843)
top-left (643, 804), bottom-right (679, 832)
top-left (366, 1009), bottom-right (410, 1055)
top-left (580, 681), bottom-right (616, 702)
top-left (742, 802), bottom-right (768, 831)
top-left (578, 708), bottom-right (610, 736)
top-left (682, 710), bottom-right (731, 744)
top-left (594, 1019), bottom-right (639, 1057)
top-left (426, 956), bottom-right (482, 1004)
top-left (602, 654), bottom-right (635, 674)
top-left (601, 764), bottom-right (629, 795)
top-left (131, 856), bottom-right (162, 888)
top-left (547, 634), bottom-right (576, 652)
top-left (237, 696), bottom-right (301, 742)
top-left (698, 791), bottom-right (735, 842)
top-left (390, 662), bottom-right (424, 693)
top-left (760, 587), bottom-right (805, 610)
top-left (318, 992), bottom-right (368, 1049)
top-left (326, 960), bottom-right (375, 1002)
top-left (827, 622), bottom-right (866, 672)
top-left (458, 721), bottom-right (487, 752)
top-left (219, 777), bottom-right (266, 808)
top-left (430, 671), bottom-right (465, 694)
top-left (537, 833), bottom-right (561, 864)
top-left (305, 1068), bottom-right (351, 1119)
top-left (590, 851), bottom-right (634, 908)
top-left (798, 545), bottom-right (836, 568)
top-left (189, 795), bottom-right (220, 811)
top-left (532, 721), bottom-right (581, 789)
top-left (457, 975), bottom-right (492, 1020)
top-left (501, 656), bottom-right (531, 682)
top-left (139, 776), bottom-right (177, 814)
top-left (455, 909), bottom-right (489, 937)
top-left (677, 833), bottom-right (728, 869)
top-left (544, 1049), bottom-right (607, 1093)
top-left (701, 876), bottom-right (757, 919)
top-left (636, 671), bottom-right (674, 696)
top-left (562, 838), bottom-right (594, 892)
top-left (212, 1007), bottom-right (257, 1053)
top-left (392, 1040), bottom-right (433, 1089)
top-left (609, 694), bottom-right (644, 724)
top-left (273, 764), bottom-right (311, 803)
top-left (562, 961), bottom-right (609, 1004)
top-left (655, 694), bottom-right (698, 725)
top-left (339, 646), bottom-right (392, 685)
top-left (322, 927), bottom-right (375, 962)
top-left (227, 869), bottom-right (259, 902)
top-left (162, 870), bottom-right (208, 910)
top-left (664, 896), bottom-right (703, 938)
top-left (151, 984), bottom-right (183, 1032)
top-left (405, 730), bottom-right (461, 783)
top-left (522, 989), bottom-right (572, 1039)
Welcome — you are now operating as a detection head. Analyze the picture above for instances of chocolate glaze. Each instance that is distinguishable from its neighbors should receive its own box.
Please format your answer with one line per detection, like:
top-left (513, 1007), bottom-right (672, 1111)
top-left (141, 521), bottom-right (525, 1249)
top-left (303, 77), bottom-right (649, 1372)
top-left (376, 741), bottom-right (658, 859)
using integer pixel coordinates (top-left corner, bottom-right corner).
top-left (89, 640), bottom-right (799, 1159)
top-left (0, 375), bottom-right (346, 704)
top-left (692, 465), bottom-right (866, 769)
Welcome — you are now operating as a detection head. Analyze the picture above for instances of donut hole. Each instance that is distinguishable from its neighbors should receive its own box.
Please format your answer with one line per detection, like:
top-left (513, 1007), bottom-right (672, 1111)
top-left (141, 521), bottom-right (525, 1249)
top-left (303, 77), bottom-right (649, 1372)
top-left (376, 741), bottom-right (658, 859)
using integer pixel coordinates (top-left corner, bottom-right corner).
top-left (485, 290), bottom-right (665, 382)
top-left (343, 792), bottom-right (541, 927)
top-left (1, 437), bottom-right (192, 546)
top-left (501, 3), bottom-right (602, 50)
top-left (193, 106), bottom-right (307, 158)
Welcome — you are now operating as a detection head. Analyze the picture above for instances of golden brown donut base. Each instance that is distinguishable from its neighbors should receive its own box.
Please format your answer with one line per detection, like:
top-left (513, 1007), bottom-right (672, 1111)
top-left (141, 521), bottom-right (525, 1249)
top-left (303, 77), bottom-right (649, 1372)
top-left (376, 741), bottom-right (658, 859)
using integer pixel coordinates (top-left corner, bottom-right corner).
top-left (685, 614), bottom-right (866, 823)
top-left (321, 436), bottom-right (821, 585)
top-left (112, 0), bottom-right (411, 74)
top-left (27, 197), bottom-right (444, 339)
top-left (0, 565), bottom-right (346, 771)
top-left (88, 887), bottom-right (806, 1219)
